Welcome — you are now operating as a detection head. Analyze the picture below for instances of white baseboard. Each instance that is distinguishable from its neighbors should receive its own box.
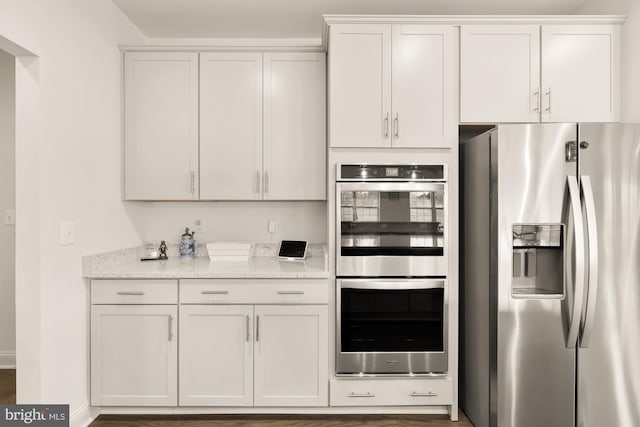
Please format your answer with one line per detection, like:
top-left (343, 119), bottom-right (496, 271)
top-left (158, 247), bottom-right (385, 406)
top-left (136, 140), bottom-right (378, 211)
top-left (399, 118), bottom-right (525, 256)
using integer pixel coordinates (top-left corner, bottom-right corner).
top-left (71, 402), bottom-right (100, 427)
top-left (0, 351), bottom-right (16, 368)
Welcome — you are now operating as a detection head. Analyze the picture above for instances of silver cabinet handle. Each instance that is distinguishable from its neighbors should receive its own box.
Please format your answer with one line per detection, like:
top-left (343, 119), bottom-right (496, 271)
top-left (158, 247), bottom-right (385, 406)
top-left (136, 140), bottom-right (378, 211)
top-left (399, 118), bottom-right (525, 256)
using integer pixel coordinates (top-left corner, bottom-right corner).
top-left (246, 315), bottom-right (250, 342)
top-left (383, 112), bottom-right (389, 137)
top-left (410, 391), bottom-right (438, 397)
top-left (201, 290), bottom-right (229, 295)
top-left (256, 171), bottom-right (260, 194)
top-left (264, 171), bottom-right (269, 194)
top-left (276, 290), bottom-right (304, 295)
top-left (349, 392), bottom-right (375, 398)
top-left (168, 315), bottom-right (173, 341)
top-left (190, 171), bottom-right (196, 194)
top-left (565, 175), bottom-right (586, 348)
top-left (533, 86), bottom-right (541, 112)
top-left (579, 175), bottom-right (599, 348)
top-left (545, 87), bottom-right (552, 112)
top-left (394, 113), bottom-right (399, 138)
top-left (117, 291), bottom-right (144, 296)
top-left (255, 315), bottom-right (260, 342)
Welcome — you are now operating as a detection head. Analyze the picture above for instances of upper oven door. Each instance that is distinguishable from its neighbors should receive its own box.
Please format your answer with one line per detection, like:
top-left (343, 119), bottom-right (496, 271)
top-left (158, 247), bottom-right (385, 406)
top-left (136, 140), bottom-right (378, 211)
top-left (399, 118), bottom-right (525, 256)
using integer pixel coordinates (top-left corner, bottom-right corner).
top-left (336, 182), bottom-right (447, 277)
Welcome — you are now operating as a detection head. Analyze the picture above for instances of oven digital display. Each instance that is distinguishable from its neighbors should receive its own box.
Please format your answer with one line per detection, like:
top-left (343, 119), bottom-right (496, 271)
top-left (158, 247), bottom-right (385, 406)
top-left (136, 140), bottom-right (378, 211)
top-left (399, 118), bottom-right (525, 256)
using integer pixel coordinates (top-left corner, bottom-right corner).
top-left (385, 167), bottom-right (399, 177)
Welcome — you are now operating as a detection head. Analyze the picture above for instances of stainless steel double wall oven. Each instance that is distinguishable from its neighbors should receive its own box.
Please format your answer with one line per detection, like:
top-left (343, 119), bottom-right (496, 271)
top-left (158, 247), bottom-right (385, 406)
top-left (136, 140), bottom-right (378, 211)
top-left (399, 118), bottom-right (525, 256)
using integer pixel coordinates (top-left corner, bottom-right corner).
top-left (335, 164), bottom-right (448, 375)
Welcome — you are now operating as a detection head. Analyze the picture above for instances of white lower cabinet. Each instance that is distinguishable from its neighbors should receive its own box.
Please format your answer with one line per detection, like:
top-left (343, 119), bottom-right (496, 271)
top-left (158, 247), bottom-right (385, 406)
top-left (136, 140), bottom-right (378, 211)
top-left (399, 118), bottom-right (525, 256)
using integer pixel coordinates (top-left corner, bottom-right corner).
top-left (179, 279), bottom-right (329, 407)
top-left (179, 304), bottom-right (328, 407)
top-left (253, 305), bottom-right (328, 406)
top-left (179, 305), bottom-right (254, 406)
top-left (329, 378), bottom-right (453, 407)
top-left (91, 304), bottom-right (178, 406)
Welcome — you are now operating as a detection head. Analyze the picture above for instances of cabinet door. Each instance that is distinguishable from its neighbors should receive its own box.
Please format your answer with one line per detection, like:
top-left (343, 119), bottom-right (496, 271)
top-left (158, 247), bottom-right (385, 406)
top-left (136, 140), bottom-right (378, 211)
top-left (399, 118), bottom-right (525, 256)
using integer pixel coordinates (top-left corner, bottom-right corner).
top-left (392, 25), bottom-right (456, 148)
top-left (329, 24), bottom-right (391, 148)
top-left (460, 25), bottom-right (541, 123)
top-left (124, 52), bottom-right (198, 200)
top-left (179, 305), bottom-right (253, 406)
top-left (91, 305), bottom-right (177, 406)
top-left (254, 305), bottom-right (328, 406)
top-left (200, 53), bottom-right (263, 199)
top-left (541, 25), bottom-right (620, 122)
top-left (263, 53), bottom-right (326, 200)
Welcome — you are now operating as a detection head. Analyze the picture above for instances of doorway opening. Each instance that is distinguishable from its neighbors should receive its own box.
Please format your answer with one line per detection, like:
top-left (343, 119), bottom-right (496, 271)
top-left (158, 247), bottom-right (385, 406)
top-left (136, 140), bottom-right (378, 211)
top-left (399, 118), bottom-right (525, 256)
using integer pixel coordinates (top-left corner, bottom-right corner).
top-left (0, 47), bottom-right (16, 402)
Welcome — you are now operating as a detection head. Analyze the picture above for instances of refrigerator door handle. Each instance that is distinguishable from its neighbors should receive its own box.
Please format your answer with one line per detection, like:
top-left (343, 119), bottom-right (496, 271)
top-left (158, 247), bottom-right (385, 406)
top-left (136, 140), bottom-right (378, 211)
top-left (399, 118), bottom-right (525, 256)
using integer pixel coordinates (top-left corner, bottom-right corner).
top-left (579, 175), bottom-right (599, 348)
top-left (565, 175), bottom-right (586, 348)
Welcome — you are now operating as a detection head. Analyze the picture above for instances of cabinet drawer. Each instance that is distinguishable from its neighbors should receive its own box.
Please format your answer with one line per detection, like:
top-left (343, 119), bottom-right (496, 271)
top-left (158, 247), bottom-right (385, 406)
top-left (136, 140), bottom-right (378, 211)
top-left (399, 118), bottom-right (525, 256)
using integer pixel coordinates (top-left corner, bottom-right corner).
top-left (330, 378), bottom-right (452, 406)
top-left (91, 280), bottom-right (178, 304)
top-left (180, 279), bottom-right (329, 304)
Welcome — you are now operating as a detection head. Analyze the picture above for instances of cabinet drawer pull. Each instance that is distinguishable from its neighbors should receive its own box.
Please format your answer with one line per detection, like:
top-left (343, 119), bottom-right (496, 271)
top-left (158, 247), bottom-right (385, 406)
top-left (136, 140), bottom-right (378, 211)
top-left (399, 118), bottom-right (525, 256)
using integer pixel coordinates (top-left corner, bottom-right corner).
top-left (349, 392), bottom-right (375, 398)
top-left (256, 171), bottom-right (261, 194)
top-left (116, 291), bottom-right (145, 296)
top-left (168, 315), bottom-right (173, 341)
top-left (410, 391), bottom-right (438, 397)
top-left (246, 315), bottom-right (250, 342)
top-left (276, 290), bottom-right (304, 295)
top-left (201, 290), bottom-right (229, 295)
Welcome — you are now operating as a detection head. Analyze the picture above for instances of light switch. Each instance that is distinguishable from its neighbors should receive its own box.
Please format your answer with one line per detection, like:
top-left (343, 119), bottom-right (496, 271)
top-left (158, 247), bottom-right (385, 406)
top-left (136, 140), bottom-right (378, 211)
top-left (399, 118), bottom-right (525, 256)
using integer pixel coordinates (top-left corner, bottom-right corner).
top-left (4, 209), bottom-right (15, 226)
top-left (268, 220), bottom-right (276, 233)
top-left (60, 221), bottom-right (75, 245)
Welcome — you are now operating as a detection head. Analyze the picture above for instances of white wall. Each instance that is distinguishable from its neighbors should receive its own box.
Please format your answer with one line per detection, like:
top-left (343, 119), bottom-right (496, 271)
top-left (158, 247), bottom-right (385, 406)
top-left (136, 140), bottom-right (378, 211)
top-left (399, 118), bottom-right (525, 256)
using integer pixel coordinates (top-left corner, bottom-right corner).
top-left (126, 201), bottom-right (327, 245)
top-left (0, 0), bottom-right (145, 424)
top-left (0, 49), bottom-right (16, 368)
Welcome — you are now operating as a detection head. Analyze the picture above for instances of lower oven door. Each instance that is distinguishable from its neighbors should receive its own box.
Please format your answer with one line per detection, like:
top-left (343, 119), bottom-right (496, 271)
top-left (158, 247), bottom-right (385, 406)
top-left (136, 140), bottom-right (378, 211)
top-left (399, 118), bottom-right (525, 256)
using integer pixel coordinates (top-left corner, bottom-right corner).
top-left (336, 279), bottom-right (448, 375)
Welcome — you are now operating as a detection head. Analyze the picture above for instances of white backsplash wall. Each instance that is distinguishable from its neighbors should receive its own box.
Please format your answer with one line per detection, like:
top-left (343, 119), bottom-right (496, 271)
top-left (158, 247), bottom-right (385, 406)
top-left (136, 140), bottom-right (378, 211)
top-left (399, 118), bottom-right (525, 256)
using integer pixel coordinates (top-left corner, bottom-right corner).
top-left (125, 201), bottom-right (327, 246)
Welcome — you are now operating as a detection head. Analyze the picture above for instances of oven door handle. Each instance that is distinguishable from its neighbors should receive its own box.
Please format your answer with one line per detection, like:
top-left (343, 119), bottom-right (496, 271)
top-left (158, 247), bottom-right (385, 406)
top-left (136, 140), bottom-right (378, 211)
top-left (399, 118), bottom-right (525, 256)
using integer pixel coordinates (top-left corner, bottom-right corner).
top-left (339, 280), bottom-right (445, 290)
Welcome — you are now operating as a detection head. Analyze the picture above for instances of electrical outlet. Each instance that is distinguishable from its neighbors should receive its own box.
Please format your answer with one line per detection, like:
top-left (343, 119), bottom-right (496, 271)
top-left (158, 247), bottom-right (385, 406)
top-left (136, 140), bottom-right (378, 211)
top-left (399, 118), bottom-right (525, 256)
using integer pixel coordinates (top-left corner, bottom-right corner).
top-left (194, 219), bottom-right (203, 232)
top-left (60, 221), bottom-right (75, 245)
top-left (268, 220), bottom-right (276, 233)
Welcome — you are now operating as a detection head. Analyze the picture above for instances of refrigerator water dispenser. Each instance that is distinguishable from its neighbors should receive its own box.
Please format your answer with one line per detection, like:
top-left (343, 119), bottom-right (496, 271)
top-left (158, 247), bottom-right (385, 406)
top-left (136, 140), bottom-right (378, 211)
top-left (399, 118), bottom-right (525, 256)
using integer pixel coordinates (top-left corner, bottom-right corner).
top-left (512, 224), bottom-right (564, 297)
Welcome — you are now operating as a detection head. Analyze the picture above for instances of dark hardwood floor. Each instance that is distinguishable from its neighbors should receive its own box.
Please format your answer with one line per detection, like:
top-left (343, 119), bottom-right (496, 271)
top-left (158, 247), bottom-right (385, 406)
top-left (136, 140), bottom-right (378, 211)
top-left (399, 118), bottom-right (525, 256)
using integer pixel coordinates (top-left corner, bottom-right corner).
top-left (0, 369), bottom-right (16, 404)
top-left (91, 412), bottom-right (474, 427)
top-left (0, 370), bottom-right (473, 426)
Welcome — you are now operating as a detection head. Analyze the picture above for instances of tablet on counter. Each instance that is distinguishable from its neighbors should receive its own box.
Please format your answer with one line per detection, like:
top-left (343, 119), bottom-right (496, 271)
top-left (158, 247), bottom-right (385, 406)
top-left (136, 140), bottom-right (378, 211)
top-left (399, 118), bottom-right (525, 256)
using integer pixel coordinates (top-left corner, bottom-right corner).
top-left (277, 240), bottom-right (308, 260)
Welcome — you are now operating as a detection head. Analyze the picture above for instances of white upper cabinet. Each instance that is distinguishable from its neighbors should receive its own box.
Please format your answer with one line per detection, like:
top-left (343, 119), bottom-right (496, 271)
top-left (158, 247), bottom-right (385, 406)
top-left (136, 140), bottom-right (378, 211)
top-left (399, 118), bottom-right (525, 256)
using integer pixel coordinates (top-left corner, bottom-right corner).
top-left (391, 25), bottom-right (457, 148)
top-left (329, 24), bottom-right (456, 148)
top-left (541, 25), bottom-right (620, 123)
top-left (329, 24), bottom-right (391, 148)
top-left (124, 51), bottom-right (326, 201)
top-left (460, 25), bottom-right (540, 123)
top-left (200, 52), bottom-right (263, 200)
top-left (460, 24), bottom-right (621, 123)
top-left (263, 53), bottom-right (326, 200)
top-left (124, 52), bottom-right (199, 200)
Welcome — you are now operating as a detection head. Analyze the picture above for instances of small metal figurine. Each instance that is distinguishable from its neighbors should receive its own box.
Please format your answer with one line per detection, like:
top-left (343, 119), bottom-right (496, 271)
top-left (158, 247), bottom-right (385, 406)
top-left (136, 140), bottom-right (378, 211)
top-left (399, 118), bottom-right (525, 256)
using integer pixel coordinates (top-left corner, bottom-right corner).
top-left (158, 240), bottom-right (168, 259)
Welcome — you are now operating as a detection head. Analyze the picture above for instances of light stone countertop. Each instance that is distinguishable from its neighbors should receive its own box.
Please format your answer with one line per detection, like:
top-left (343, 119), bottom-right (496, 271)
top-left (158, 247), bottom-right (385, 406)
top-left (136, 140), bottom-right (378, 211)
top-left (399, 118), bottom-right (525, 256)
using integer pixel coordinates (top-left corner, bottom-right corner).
top-left (83, 243), bottom-right (329, 279)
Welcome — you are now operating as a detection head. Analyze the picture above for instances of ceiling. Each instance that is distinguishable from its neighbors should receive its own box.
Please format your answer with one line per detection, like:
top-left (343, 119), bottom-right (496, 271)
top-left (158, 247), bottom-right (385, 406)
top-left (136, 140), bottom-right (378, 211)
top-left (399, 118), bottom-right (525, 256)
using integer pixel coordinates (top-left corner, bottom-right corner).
top-left (111, 0), bottom-right (592, 40)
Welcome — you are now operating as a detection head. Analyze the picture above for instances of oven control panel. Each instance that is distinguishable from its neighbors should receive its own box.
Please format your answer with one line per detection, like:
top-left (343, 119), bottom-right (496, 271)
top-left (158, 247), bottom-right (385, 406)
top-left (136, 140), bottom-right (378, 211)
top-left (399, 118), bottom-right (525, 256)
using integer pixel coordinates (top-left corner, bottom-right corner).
top-left (338, 164), bottom-right (446, 181)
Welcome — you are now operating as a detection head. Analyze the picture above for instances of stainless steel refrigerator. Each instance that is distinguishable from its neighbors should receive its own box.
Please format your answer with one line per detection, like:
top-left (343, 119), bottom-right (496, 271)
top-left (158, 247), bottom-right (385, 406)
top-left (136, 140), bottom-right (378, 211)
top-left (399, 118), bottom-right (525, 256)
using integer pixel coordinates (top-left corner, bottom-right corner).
top-left (460, 123), bottom-right (640, 427)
